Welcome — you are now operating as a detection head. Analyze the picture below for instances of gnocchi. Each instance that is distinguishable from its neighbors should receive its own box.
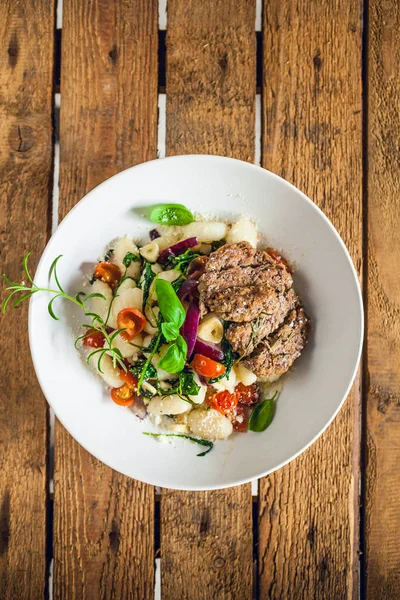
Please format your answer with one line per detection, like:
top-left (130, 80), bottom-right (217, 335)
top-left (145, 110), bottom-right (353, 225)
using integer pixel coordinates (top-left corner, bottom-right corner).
top-left (111, 236), bottom-right (141, 279)
top-left (188, 408), bottom-right (233, 441)
top-left (108, 287), bottom-right (143, 328)
top-left (147, 394), bottom-right (191, 416)
top-left (87, 280), bottom-right (112, 322)
top-left (226, 216), bottom-right (258, 248)
top-left (197, 313), bottom-right (224, 344)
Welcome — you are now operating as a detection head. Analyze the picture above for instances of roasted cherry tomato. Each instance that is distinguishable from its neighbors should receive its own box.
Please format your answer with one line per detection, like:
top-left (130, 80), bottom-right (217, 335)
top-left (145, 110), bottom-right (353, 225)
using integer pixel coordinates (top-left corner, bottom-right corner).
top-left (117, 308), bottom-right (147, 341)
top-left (209, 390), bottom-right (239, 415)
top-left (232, 405), bottom-right (249, 432)
top-left (235, 382), bottom-right (259, 405)
top-left (267, 247), bottom-right (292, 273)
top-left (82, 329), bottom-right (105, 348)
top-left (94, 261), bottom-right (122, 289)
top-left (110, 371), bottom-right (138, 406)
top-left (191, 354), bottom-right (226, 379)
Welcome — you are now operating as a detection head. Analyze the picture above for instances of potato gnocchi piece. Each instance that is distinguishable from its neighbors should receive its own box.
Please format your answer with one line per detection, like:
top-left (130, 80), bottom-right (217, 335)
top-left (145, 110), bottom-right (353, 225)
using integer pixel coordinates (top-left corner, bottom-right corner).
top-left (211, 367), bottom-right (237, 394)
top-left (154, 233), bottom-right (181, 251)
top-left (112, 236), bottom-right (141, 279)
top-left (226, 217), bottom-right (258, 248)
top-left (108, 287), bottom-right (144, 328)
top-left (182, 221), bottom-right (227, 243)
top-left (87, 280), bottom-right (112, 322)
top-left (144, 306), bottom-right (159, 334)
top-left (147, 394), bottom-right (191, 416)
top-left (117, 278), bottom-right (136, 293)
top-left (109, 333), bottom-right (143, 359)
top-left (188, 408), bottom-right (233, 441)
top-left (89, 353), bottom-right (122, 388)
top-left (140, 241), bottom-right (159, 263)
top-left (197, 313), bottom-right (224, 344)
top-left (234, 362), bottom-right (257, 386)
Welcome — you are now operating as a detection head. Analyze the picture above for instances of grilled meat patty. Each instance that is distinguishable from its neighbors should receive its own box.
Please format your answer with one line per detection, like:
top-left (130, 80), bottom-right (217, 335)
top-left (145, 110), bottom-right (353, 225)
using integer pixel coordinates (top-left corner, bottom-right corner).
top-left (197, 241), bottom-right (309, 379)
top-left (242, 306), bottom-right (309, 378)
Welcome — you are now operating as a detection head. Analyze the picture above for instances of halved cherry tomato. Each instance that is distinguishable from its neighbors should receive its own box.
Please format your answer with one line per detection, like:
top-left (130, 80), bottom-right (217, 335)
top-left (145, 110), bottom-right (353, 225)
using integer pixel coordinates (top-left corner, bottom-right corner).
top-left (235, 382), bottom-right (259, 405)
top-left (82, 329), bottom-right (105, 348)
top-left (267, 247), bottom-right (292, 273)
top-left (117, 308), bottom-right (147, 341)
top-left (232, 405), bottom-right (249, 432)
top-left (110, 371), bottom-right (138, 406)
top-left (191, 354), bottom-right (226, 379)
top-left (94, 261), bottom-right (122, 289)
top-left (209, 390), bottom-right (238, 415)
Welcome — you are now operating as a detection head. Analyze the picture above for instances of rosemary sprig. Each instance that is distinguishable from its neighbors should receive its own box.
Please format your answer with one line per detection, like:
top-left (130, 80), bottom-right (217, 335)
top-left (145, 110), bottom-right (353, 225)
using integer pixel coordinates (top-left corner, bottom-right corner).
top-left (2, 253), bottom-right (127, 371)
top-left (143, 432), bottom-right (213, 456)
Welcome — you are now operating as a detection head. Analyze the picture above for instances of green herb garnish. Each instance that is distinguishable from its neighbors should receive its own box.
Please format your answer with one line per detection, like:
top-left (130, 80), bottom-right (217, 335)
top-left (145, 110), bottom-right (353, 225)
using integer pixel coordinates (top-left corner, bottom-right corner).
top-left (129, 359), bottom-right (158, 380)
top-left (123, 252), bottom-right (139, 268)
top-left (248, 391), bottom-right (279, 432)
top-left (140, 260), bottom-right (156, 311)
top-left (143, 432), bottom-right (213, 456)
top-left (165, 249), bottom-right (202, 274)
top-left (2, 253), bottom-right (128, 372)
top-left (104, 248), bottom-right (114, 262)
top-left (209, 335), bottom-right (237, 383)
top-left (150, 203), bottom-right (194, 226)
top-left (158, 334), bottom-right (187, 373)
top-left (211, 239), bottom-right (226, 252)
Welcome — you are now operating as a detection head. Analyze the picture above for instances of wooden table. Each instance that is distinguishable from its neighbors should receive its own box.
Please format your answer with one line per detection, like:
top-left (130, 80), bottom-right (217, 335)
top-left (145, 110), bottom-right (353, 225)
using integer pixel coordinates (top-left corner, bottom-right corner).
top-left (1, 1), bottom-right (399, 598)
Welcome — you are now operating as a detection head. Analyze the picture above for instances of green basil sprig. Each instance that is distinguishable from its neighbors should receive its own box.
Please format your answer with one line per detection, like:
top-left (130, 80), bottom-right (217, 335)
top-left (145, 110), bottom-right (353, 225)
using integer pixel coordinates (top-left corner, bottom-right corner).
top-left (150, 203), bottom-right (194, 226)
top-left (155, 279), bottom-right (187, 373)
top-left (248, 391), bottom-right (279, 432)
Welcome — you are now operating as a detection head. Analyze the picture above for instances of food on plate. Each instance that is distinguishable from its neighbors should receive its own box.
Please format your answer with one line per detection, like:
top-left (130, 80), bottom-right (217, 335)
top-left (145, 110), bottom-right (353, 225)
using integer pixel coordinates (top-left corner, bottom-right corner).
top-left (2, 203), bottom-right (309, 456)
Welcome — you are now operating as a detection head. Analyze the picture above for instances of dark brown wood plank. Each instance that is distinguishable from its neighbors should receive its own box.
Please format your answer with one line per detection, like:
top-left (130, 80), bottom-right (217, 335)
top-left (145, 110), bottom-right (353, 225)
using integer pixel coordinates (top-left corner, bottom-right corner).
top-left (365, 1), bottom-right (400, 598)
top-left (54, 1), bottom-right (158, 598)
top-left (0, 0), bottom-right (55, 598)
top-left (259, 1), bottom-right (363, 598)
top-left (162, 2), bottom-right (256, 599)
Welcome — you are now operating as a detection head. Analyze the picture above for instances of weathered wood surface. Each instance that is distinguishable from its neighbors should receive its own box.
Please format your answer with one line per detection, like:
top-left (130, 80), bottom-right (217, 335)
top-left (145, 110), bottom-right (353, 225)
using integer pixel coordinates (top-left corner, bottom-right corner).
top-left (365, 1), bottom-right (400, 598)
top-left (161, 1), bottom-right (256, 598)
top-left (259, 0), bottom-right (363, 598)
top-left (53, 1), bottom-right (158, 598)
top-left (0, 0), bottom-right (55, 598)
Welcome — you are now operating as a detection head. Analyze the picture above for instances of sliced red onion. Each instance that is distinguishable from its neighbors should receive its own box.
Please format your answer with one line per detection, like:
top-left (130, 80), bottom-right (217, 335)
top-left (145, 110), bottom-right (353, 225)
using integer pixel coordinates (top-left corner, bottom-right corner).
top-left (130, 394), bottom-right (147, 420)
top-left (181, 302), bottom-right (200, 358)
top-left (193, 338), bottom-right (225, 362)
top-left (158, 237), bottom-right (198, 264)
top-left (149, 228), bottom-right (160, 240)
top-left (177, 279), bottom-right (198, 301)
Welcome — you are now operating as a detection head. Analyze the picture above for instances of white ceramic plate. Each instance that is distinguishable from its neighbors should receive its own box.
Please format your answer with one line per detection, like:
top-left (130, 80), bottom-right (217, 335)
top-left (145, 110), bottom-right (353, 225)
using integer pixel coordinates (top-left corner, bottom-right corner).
top-left (29, 155), bottom-right (363, 490)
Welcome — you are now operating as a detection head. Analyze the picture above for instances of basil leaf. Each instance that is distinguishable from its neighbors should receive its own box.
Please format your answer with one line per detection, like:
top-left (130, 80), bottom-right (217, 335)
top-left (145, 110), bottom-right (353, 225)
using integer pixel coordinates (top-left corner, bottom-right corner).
top-left (141, 261), bottom-right (155, 311)
top-left (179, 370), bottom-right (200, 396)
top-left (158, 334), bottom-right (187, 373)
top-left (248, 392), bottom-right (279, 432)
top-left (143, 432), bottom-right (213, 456)
top-left (155, 279), bottom-right (185, 328)
top-left (130, 359), bottom-right (157, 380)
top-left (123, 252), bottom-right (139, 267)
top-left (150, 203), bottom-right (194, 226)
top-left (161, 322), bottom-right (180, 342)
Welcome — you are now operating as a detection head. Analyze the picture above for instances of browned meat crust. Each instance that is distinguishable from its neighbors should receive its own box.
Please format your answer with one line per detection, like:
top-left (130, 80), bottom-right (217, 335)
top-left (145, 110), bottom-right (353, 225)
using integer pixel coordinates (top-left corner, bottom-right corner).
top-left (242, 306), bottom-right (309, 377)
top-left (225, 288), bottom-right (298, 355)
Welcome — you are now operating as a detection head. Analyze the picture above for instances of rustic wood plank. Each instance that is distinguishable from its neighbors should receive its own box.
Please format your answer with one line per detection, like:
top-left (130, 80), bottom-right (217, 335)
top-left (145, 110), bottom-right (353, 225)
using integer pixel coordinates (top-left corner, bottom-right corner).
top-left (259, 1), bottom-right (363, 598)
top-left (54, 1), bottom-right (158, 598)
top-left (0, 0), bottom-right (55, 598)
top-left (365, 1), bottom-right (400, 598)
top-left (162, 2), bottom-right (256, 599)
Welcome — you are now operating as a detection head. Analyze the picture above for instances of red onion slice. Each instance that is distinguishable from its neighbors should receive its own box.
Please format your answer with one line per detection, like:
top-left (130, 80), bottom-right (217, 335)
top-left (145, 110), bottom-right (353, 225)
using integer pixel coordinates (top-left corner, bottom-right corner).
top-left (158, 237), bottom-right (199, 264)
top-left (180, 302), bottom-right (200, 358)
top-left (193, 338), bottom-right (225, 362)
top-left (177, 279), bottom-right (198, 301)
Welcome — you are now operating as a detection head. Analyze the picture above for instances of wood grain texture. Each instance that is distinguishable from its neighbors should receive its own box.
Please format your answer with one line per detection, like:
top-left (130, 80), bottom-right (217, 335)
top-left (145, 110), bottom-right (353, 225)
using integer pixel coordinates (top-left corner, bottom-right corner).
top-left (0, 1), bottom-right (55, 598)
top-left (54, 1), bottom-right (158, 598)
top-left (365, 1), bottom-right (400, 598)
top-left (259, 1), bottom-right (362, 598)
top-left (162, 2), bottom-right (256, 599)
